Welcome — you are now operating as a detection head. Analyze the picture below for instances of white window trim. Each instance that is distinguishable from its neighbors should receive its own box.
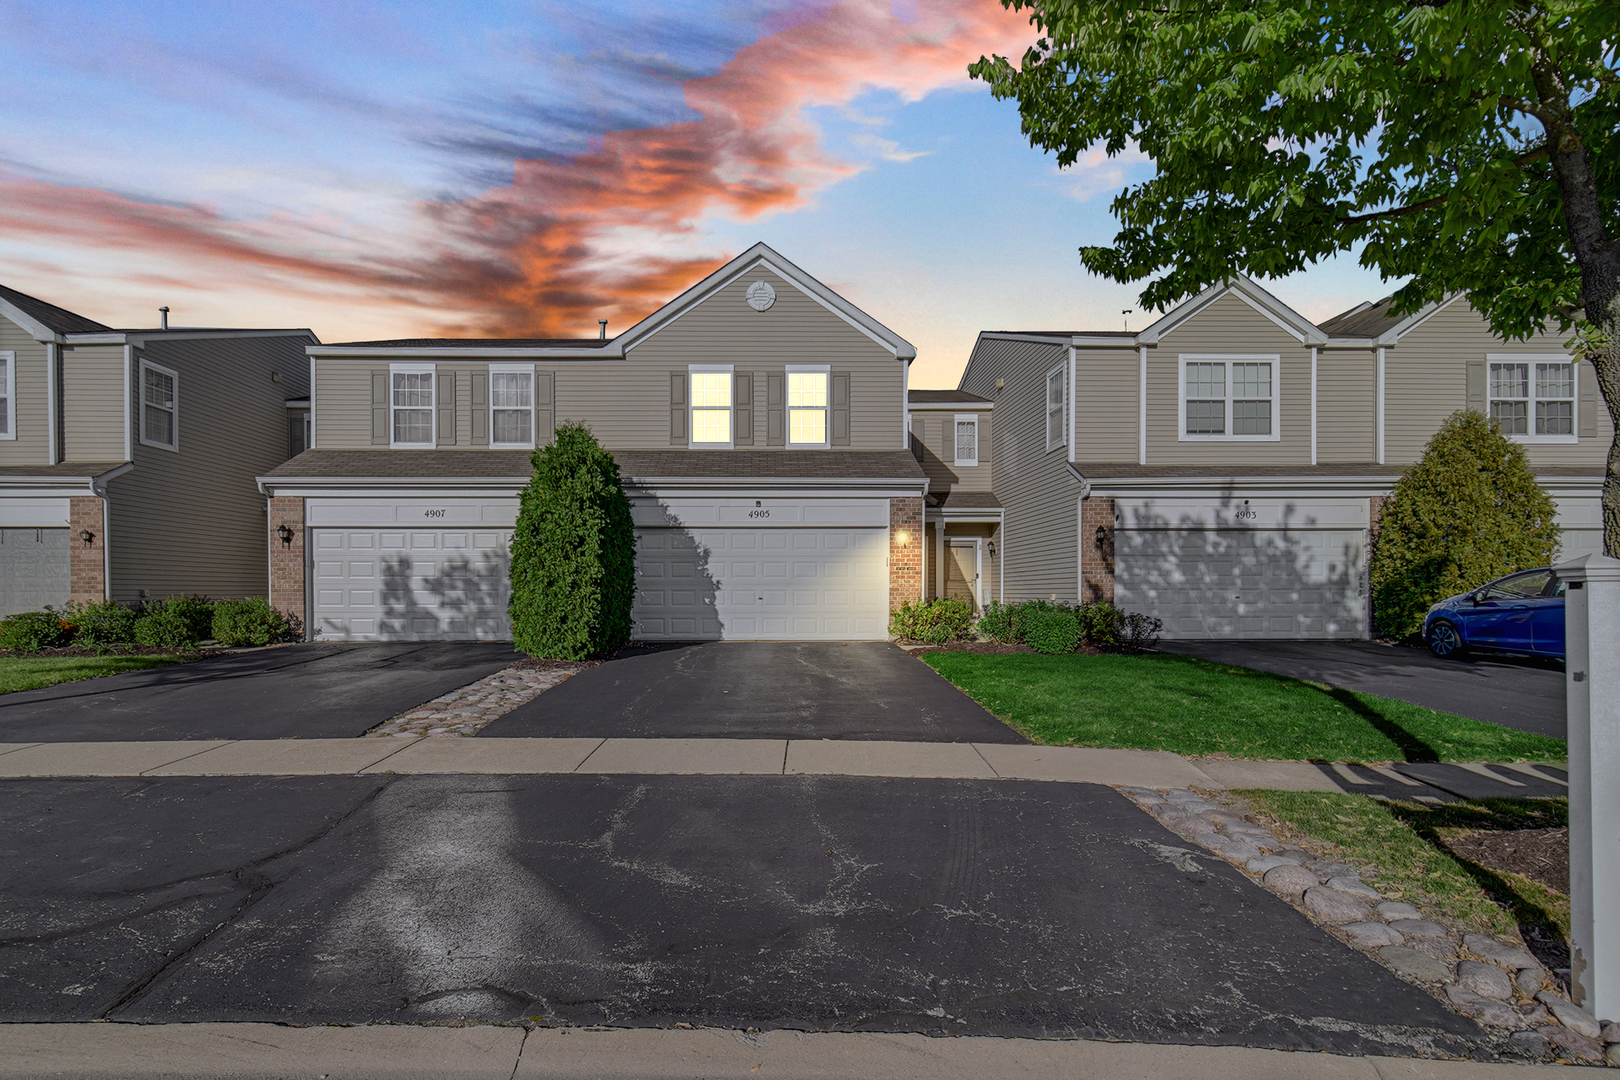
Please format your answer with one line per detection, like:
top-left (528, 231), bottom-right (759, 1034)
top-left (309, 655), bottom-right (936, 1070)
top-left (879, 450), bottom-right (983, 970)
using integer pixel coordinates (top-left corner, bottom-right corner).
top-left (688, 363), bottom-right (734, 449)
top-left (953, 413), bottom-right (979, 467)
top-left (138, 357), bottom-right (180, 452)
top-left (1177, 354), bottom-right (1281, 442)
top-left (0, 350), bottom-right (14, 441)
top-left (488, 362), bottom-right (536, 449)
top-left (1045, 363), bottom-right (1066, 452)
top-left (785, 363), bottom-right (830, 449)
top-left (1486, 353), bottom-right (1579, 444)
top-left (389, 362), bottom-right (436, 449)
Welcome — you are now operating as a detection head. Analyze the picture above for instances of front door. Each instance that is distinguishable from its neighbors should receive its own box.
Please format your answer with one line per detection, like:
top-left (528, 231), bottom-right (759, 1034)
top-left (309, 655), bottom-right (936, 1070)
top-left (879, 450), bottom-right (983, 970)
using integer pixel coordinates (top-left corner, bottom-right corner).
top-left (946, 539), bottom-right (980, 609)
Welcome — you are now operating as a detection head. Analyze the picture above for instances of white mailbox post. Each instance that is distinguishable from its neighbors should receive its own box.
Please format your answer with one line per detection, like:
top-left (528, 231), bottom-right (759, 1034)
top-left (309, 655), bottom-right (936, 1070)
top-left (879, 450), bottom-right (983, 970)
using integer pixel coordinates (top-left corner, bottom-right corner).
top-left (1555, 551), bottom-right (1620, 1020)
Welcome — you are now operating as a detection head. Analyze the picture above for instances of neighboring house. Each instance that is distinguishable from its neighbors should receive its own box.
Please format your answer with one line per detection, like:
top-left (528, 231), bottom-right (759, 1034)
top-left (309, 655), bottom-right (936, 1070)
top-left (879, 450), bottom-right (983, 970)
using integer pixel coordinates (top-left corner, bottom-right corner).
top-left (958, 276), bottom-right (1610, 639)
top-left (907, 389), bottom-right (999, 609)
top-left (0, 284), bottom-right (316, 616)
top-left (258, 244), bottom-right (928, 642)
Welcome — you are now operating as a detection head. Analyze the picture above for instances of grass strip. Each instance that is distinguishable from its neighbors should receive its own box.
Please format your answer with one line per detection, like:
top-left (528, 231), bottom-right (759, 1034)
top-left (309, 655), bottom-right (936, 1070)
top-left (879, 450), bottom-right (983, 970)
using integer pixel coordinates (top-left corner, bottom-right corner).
top-left (0, 654), bottom-right (191, 695)
top-left (1236, 789), bottom-right (1569, 947)
top-left (924, 651), bottom-right (1565, 762)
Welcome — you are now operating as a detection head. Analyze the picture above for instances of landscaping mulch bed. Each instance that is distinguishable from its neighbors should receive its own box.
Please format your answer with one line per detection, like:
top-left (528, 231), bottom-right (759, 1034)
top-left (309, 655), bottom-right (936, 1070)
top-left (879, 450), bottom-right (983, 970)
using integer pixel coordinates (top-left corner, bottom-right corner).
top-left (1443, 827), bottom-right (1570, 896)
top-left (0, 645), bottom-right (216, 660)
top-left (510, 656), bottom-right (601, 674)
top-left (905, 640), bottom-right (1039, 655)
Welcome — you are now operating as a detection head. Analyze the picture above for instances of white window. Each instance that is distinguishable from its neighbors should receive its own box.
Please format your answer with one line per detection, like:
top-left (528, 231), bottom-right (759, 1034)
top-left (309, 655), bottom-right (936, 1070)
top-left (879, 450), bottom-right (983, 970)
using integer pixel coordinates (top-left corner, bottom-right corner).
top-left (0, 351), bottom-right (13, 440)
top-left (390, 363), bottom-right (435, 447)
top-left (139, 358), bottom-right (179, 451)
top-left (1046, 364), bottom-right (1066, 451)
top-left (954, 413), bottom-right (979, 467)
top-left (689, 364), bottom-right (733, 447)
top-left (1488, 355), bottom-right (1577, 443)
top-left (1179, 355), bottom-right (1280, 441)
top-left (488, 363), bottom-right (535, 448)
top-left (786, 365), bottom-right (829, 447)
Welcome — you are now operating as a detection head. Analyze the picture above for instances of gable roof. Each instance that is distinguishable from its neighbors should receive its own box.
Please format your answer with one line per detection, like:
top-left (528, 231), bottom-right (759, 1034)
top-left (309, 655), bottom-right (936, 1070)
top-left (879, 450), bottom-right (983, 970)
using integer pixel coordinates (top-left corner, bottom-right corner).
top-left (908, 389), bottom-right (993, 406)
top-left (1138, 274), bottom-right (1328, 346)
top-left (0, 284), bottom-right (111, 339)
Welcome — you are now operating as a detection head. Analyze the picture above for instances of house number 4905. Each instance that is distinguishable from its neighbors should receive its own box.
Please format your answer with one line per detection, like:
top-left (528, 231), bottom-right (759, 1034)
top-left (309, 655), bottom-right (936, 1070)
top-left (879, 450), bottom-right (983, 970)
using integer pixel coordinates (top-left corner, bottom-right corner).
top-left (749, 509), bottom-right (771, 519)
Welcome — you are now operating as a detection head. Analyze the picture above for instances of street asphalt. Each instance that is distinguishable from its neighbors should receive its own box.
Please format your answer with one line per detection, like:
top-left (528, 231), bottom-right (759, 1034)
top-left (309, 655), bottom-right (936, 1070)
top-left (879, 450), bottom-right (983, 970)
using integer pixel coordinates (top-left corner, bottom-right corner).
top-left (0, 642), bottom-right (519, 743)
top-left (1157, 639), bottom-right (1566, 740)
top-left (480, 641), bottom-right (1025, 743)
top-left (0, 773), bottom-right (1482, 1056)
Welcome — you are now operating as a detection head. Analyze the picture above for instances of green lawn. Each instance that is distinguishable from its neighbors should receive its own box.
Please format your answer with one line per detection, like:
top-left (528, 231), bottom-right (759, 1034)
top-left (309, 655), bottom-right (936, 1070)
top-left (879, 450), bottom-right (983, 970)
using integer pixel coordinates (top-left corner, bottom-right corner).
top-left (0, 654), bottom-right (192, 695)
top-left (1237, 789), bottom-right (1568, 944)
top-left (924, 651), bottom-right (1566, 762)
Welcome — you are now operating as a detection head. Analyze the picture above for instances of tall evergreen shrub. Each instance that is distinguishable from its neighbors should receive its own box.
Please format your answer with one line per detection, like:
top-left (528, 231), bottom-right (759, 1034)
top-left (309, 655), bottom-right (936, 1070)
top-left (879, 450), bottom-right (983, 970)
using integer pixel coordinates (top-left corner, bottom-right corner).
top-left (508, 424), bottom-right (635, 659)
top-left (1370, 410), bottom-right (1560, 639)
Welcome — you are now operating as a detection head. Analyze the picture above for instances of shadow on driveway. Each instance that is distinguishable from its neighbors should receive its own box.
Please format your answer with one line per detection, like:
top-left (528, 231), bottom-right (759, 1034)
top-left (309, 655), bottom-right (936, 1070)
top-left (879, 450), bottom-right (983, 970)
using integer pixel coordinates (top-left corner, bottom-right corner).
top-left (479, 641), bottom-right (1026, 743)
top-left (0, 642), bottom-right (519, 742)
top-left (1159, 639), bottom-right (1565, 741)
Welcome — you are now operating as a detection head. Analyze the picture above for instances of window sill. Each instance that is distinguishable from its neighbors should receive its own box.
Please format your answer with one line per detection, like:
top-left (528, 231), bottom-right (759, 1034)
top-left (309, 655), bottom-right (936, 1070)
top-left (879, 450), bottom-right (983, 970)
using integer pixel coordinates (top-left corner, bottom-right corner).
top-left (389, 442), bottom-right (436, 450)
top-left (688, 442), bottom-right (734, 450)
top-left (1178, 434), bottom-right (1281, 443)
top-left (138, 437), bottom-right (179, 453)
top-left (1506, 435), bottom-right (1579, 445)
top-left (787, 442), bottom-right (830, 450)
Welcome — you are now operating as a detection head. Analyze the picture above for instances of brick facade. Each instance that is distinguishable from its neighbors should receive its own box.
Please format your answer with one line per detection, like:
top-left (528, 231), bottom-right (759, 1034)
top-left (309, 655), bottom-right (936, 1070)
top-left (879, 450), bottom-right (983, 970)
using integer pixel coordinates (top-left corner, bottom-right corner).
top-left (68, 496), bottom-right (106, 605)
top-left (889, 496), bottom-right (923, 611)
top-left (268, 496), bottom-right (306, 637)
top-left (1080, 496), bottom-right (1116, 603)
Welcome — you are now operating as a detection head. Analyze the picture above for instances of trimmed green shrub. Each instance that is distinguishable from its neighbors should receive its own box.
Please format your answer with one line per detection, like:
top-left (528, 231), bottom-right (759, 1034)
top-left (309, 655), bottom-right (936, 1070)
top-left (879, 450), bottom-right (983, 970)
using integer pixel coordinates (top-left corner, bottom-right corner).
top-left (212, 598), bottom-right (287, 647)
top-left (0, 610), bottom-right (73, 651)
top-left (508, 423), bottom-right (635, 660)
top-left (134, 596), bottom-right (214, 649)
top-left (1371, 410), bottom-right (1561, 639)
top-left (890, 597), bottom-right (976, 643)
top-left (974, 601), bottom-right (1018, 643)
top-left (1077, 600), bottom-right (1125, 645)
top-left (71, 599), bottom-right (138, 646)
top-left (1022, 608), bottom-right (1083, 654)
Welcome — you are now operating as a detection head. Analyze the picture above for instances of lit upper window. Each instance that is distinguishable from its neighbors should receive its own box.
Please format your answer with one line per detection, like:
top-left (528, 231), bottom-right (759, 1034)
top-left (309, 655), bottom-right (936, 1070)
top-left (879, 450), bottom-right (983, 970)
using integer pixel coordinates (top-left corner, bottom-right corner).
top-left (788, 370), bottom-right (828, 445)
top-left (690, 371), bottom-right (732, 445)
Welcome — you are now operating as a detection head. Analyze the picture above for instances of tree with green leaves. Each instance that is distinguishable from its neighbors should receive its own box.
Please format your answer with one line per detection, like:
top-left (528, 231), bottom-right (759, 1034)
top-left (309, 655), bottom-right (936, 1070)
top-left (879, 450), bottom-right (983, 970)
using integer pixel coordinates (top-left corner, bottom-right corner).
top-left (970, 1), bottom-right (1620, 553)
top-left (508, 423), bottom-right (635, 659)
top-left (1370, 410), bottom-right (1560, 638)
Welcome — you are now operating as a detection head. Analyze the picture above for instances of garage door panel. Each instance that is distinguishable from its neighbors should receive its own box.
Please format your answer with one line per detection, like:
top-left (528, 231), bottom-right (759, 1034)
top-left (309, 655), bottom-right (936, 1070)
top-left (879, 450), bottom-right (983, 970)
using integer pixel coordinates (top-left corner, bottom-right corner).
top-left (633, 526), bottom-right (887, 641)
top-left (0, 528), bottom-right (70, 617)
top-left (312, 529), bottom-right (512, 642)
top-left (1117, 527), bottom-right (1367, 640)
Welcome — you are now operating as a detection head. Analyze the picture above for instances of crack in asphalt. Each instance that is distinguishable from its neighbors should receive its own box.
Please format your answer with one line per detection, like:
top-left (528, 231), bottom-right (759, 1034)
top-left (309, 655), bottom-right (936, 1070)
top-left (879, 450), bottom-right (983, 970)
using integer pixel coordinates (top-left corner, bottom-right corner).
top-left (92, 776), bottom-right (398, 1019)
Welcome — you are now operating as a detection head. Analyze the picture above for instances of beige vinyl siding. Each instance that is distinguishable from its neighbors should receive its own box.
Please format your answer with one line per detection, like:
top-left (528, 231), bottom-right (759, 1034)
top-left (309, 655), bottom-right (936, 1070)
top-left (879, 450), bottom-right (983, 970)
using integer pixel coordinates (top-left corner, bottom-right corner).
top-left (312, 358), bottom-right (374, 448)
top-left (622, 268), bottom-right (902, 449)
top-left (1072, 346), bottom-right (1138, 460)
top-left (910, 408), bottom-right (992, 493)
top-left (1148, 295), bottom-right (1312, 466)
top-left (0, 315), bottom-right (49, 465)
top-left (1385, 299), bottom-right (1612, 469)
top-left (960, 337), bottom-right (1081, 602)
top-left (1316, 347), bottom-right (1376, 464)
top-left (61, 344), bottom-right (127, 461)
top-left (108, 334), bottom-right (313, 601)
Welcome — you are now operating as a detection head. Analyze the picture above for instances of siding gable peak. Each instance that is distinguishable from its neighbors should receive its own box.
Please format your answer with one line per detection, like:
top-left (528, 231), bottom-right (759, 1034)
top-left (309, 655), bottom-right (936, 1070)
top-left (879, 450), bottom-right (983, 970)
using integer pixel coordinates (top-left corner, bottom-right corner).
top-left (1138, 274), bottom-right (1327, 346)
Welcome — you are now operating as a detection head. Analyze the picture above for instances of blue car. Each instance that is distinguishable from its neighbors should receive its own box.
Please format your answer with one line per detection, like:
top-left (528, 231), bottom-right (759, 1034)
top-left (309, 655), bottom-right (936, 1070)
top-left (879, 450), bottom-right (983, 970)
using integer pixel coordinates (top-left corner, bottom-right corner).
top-left (1423, 567), bottom-right (1565, 660)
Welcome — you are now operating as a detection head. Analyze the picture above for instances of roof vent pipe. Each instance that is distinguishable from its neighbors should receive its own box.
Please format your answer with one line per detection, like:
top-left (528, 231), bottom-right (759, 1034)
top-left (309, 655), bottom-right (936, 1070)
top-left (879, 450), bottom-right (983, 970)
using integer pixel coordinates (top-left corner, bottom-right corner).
top-left (159, 306), bottom-right (169, 329)
top-left (598, 319), bottom-right (607, 341)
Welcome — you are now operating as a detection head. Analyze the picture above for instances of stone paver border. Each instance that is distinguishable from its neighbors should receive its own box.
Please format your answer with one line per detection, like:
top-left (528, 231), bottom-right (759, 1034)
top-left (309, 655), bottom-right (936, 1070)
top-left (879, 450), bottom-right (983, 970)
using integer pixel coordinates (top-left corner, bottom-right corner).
top-left (0, 1021), bottom-right (1595, 1079)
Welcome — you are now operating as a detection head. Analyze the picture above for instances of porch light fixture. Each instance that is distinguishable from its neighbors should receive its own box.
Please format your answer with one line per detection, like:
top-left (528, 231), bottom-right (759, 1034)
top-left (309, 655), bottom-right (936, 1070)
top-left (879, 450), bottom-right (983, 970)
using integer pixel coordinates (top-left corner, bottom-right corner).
top-left (1095, 526), bottom-right (1108, 545)
top-left (78, 529), bottom-right (94, 545)
top-left (277, 524), bottom-right (294, 545)
top-left (894, 529), bottom-right (911, 545)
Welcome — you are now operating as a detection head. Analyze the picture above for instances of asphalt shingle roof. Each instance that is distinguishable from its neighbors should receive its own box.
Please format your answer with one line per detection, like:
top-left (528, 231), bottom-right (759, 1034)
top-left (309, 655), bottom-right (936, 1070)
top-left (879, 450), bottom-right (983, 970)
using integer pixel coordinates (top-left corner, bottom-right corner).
top-left (0, 284), bottom-right (111, 335)
top-left (263, 449), bottom-right (927, 482)
top-left (908, 390), bottom-right (994, 405)
top-left (325, 338), bottom-right (613, 349)
top-left (1317, 296), bottom-right (1405, 338)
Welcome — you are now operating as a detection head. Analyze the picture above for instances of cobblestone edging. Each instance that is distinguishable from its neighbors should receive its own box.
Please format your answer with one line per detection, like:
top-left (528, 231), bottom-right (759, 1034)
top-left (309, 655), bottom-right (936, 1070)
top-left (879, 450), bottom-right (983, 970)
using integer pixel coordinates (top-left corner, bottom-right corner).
top-left (365, 661), bottom-right (592, 738)
top-left (1118, 786), bottom-right (1620, 1067)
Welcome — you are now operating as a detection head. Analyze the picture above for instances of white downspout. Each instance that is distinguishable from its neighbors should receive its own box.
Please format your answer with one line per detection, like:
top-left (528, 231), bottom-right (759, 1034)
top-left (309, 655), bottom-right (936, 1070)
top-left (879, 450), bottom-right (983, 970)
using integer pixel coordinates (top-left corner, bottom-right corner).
top-left (309, 352), bottom-right (317, 449)
top-left (900, 358), bottom-right (910, 449)
top-left (122, 345), bottom-right (134, 461)
top-left (1310, 346), bottom-right (1319, 467)
top-left (1067, 345), bottom-right (1077, 463)
top-left (46, 341), bottom-right (60, 465)
top-left (1137, 346), bottom-right (1148, 465)
top-left (1376, 347), bottom-right (1386, 465)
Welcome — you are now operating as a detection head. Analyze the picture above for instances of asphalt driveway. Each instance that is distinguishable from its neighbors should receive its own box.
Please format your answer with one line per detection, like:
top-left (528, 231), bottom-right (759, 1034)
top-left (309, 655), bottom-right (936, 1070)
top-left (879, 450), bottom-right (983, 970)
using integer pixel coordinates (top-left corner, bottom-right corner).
top-left (0, 773), bottom-right (1480, 1055)
top-left (1158, 640), bottom-right (1566, 741)
top-left (479, 641), bottom-right (1025, 743)
top-left (0, 642), bottom-right (519, 742)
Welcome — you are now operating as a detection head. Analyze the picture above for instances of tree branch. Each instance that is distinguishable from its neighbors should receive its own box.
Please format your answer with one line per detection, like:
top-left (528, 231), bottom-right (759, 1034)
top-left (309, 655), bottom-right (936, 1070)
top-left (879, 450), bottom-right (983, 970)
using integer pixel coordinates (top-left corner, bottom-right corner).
top-left (1332, 147), bottom-right (1549, 224)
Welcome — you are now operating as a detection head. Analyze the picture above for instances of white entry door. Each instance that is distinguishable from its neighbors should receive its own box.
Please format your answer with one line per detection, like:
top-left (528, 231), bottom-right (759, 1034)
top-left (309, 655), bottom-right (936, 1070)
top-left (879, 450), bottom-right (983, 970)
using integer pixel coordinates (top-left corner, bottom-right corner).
top-left (311, 528), bottom-right (513, 641)
top-left (633, 527), bottom-right (888, 640)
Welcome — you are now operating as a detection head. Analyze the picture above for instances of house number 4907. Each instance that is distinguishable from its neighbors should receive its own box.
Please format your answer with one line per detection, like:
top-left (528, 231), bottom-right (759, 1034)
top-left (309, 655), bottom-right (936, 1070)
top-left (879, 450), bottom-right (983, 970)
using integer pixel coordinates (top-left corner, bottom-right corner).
top-left (423, 509), bottom-right (446, 518)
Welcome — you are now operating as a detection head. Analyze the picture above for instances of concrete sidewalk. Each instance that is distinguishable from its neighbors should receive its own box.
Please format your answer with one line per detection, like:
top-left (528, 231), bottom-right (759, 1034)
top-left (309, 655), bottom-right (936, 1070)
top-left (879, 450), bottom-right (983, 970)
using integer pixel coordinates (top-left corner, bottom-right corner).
top-left (0, 1023), bottom-right (1574, 1079)
top-left (0, 737), bottom-right (1568, 793)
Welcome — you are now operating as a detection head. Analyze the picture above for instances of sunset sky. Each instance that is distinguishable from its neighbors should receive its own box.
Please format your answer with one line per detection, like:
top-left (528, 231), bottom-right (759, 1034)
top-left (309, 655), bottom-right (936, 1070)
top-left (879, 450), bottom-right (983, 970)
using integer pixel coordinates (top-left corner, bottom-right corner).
top-left (0, 0), bottom-right (1395, 387)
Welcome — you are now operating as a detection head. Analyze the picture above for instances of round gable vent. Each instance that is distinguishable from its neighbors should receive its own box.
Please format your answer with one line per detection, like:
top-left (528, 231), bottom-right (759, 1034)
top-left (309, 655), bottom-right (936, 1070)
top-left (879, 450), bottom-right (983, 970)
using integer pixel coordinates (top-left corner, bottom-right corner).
top-left (745, 280), bottom-right (776, 311)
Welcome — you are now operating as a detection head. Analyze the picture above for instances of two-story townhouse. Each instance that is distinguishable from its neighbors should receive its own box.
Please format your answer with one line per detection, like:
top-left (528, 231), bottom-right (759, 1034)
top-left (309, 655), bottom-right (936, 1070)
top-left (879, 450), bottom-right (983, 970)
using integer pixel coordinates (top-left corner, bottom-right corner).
top-left (906, 389), bottom-right (999, 609)
top-left (258, 244), bottom-right (929, 642)
top-left (957, 275), bottom-right (1610, 639)
top-left (0, 284), bottom-right (315, 616)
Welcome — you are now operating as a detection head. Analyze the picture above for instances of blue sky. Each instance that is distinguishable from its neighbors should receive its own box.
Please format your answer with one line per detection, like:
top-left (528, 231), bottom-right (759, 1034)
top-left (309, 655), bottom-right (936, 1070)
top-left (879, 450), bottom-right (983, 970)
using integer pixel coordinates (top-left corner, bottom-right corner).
top-left (0, 0), bottom-right (1395, 386)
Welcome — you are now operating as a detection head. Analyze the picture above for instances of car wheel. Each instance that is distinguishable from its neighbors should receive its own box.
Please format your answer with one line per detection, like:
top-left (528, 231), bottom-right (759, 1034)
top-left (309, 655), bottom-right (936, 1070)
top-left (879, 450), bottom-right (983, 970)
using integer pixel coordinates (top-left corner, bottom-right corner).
top-left (1427, 619), bottom-right (1465, 659)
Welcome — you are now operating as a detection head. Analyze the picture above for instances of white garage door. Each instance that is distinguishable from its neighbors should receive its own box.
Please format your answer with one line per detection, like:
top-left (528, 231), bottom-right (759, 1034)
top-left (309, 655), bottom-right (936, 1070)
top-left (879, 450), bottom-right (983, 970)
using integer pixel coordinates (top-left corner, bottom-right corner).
top-left (633, 527), bottom-right (888, 641)
top-left (312, 528), bottom-right (513, 641)
top-left (0, 528), bottom-right (70, 617)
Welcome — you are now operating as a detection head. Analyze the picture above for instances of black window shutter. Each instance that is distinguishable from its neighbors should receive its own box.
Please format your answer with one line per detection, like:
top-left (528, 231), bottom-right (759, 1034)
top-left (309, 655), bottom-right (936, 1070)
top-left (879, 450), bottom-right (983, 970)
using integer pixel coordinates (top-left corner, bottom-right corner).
top-left (830, 372), bottom-right (850, 446)
top-left (734, 373), bottom-right (754, 446)
top-left (535, 372), bottom-right (555, 445)
top-left (371, 371), bottom-right (389, 444)
top-left (670, 372), bottom-right (687, 444)
top-left (470, 372), bottom-right (488, 445)
top-left (766, 373), bottom-right (784, 446)
top-left (437, 370), bottom-right (456, 446)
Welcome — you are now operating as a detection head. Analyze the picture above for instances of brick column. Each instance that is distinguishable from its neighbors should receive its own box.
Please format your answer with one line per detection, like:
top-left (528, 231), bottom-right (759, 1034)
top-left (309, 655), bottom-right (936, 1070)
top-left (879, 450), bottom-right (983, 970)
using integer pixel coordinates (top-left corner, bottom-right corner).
top-left (1080, 496), bottom-right (1116, 604)
top-left (68, 496), bottom-right (106, 605)
top-left (269, 496), bottom-right (307, 638)
top-left (889, 497), bottom-right (923, 611)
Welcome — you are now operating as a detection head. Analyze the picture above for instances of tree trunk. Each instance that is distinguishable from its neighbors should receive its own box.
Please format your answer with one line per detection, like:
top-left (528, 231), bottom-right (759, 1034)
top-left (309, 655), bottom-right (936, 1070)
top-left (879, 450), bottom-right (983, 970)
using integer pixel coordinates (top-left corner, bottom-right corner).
top-left (1596, 303), bottom-right (1620, 559)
